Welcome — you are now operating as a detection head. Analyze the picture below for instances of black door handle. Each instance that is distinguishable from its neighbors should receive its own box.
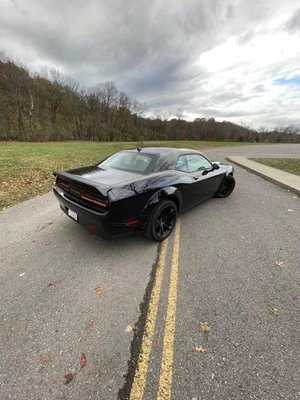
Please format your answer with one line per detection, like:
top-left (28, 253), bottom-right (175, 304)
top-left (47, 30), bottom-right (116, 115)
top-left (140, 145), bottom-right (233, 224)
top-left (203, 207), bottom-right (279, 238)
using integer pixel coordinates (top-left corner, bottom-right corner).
top-left (193, 176), bottom-right (198, 180)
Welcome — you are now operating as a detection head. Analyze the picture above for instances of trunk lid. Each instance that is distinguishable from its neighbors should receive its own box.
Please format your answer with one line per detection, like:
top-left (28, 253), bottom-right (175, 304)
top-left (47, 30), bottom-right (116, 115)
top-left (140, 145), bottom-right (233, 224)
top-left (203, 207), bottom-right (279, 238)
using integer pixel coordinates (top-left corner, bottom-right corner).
top-left (65, 165), bottom-right (141, 189)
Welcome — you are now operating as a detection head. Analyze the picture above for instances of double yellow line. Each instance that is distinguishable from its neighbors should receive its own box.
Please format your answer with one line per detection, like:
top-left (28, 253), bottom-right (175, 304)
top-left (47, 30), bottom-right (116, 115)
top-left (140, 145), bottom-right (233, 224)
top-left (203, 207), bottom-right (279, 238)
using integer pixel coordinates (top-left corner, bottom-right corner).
top-left (130, 219), bottom-right (181, 400)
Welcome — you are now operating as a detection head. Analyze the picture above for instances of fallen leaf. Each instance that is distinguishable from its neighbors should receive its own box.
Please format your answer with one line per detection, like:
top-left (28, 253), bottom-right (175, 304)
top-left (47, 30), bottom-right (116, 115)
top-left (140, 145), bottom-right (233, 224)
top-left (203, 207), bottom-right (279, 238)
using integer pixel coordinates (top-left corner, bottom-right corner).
top-left (288, 209), bottom-right (294, 212)
top-left (196, 346), bottom-right (206, 353)
top-left (40, 353), bottom-right (50, 363)
top-left (200, 321), bottom-right (211, 332)
top-left (125, 325), bottom-right (133, 333)
top-left (271, 307), bottom-right (279, 316)
top-left (64, 373), bottom-right (73, 385)
top-left (48, 282), bottom-right (56, 291)
top-left (275, 261), bottom-right (284, 268)
top-left (19, 272), bottom-right (25, 277)
top-left (95, 286), bottom-right (102, 295)
top-left (80, 353), bottom-right (87, 369)
top-left (88, 318), bottom-right (95, 326)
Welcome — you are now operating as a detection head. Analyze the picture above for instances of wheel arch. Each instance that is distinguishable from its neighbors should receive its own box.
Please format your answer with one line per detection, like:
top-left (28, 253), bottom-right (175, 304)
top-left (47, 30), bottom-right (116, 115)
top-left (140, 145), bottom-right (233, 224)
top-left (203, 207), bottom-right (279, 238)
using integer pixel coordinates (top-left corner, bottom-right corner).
top-left (141, 187), bottom-right (182, 220)
top-left (226, 165), bottom-right (234, 176)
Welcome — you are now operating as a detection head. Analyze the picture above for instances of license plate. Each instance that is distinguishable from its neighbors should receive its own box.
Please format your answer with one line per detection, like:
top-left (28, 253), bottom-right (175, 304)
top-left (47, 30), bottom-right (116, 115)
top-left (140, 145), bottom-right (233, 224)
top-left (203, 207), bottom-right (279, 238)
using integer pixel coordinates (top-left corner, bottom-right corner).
top-left (68, 208), bottom-right (78, 221)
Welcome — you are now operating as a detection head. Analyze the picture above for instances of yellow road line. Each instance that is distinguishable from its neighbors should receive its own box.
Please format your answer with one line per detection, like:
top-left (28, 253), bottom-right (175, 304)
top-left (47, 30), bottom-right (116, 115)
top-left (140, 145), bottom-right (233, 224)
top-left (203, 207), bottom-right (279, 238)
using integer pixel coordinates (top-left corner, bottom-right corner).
top-left (157, 219), bottom-right (181, 400)
top-left (130, 239), bottom-right (168, 400)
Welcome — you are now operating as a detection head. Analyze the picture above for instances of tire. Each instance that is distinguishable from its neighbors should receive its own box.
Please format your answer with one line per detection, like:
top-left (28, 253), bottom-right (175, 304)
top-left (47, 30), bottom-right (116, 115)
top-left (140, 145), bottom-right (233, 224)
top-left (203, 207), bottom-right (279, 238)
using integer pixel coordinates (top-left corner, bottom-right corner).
top-left (215, 175), bottom-right (235, 198)
top-left (145, 199), bottom-right (177, 242)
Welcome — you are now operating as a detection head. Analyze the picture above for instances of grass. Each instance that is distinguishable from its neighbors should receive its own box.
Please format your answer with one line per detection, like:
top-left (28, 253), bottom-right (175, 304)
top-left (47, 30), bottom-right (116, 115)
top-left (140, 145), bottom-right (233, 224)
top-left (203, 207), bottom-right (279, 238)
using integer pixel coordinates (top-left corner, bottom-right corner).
top-left (251, 158), bottom-right (300, 177)
top-left (0, 140), bottom-right (250, 209)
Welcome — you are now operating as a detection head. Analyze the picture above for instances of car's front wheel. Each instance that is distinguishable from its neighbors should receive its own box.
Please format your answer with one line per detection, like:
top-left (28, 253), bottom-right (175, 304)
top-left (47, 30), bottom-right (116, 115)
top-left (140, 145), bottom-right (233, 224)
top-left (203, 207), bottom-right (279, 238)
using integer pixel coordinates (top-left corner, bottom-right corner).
top-left (145, 199), bottom-right (177, 242)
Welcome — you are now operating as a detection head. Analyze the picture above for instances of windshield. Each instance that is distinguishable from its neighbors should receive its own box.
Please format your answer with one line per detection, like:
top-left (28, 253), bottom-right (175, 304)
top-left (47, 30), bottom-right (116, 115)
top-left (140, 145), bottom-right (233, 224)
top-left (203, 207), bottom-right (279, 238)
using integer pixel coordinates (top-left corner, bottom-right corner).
top-left (99, 151), bottom-right (157, 173)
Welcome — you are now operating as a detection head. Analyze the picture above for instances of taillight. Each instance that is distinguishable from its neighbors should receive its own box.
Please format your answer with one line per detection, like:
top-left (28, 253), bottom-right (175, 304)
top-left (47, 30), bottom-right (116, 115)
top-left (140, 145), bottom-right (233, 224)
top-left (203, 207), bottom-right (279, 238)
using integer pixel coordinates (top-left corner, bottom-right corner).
top-left (80, 193), bottom-right (108, 208)
top-left (57, 180), bottom-right (70, 192)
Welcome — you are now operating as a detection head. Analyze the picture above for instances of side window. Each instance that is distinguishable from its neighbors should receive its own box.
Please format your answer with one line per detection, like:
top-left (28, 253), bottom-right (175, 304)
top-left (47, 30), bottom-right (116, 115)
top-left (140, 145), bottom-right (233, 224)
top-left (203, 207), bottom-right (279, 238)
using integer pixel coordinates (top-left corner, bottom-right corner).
top-left (175, 155), bottom-right (189, 172)
top-left (186, 154), bottom-right (212, 172)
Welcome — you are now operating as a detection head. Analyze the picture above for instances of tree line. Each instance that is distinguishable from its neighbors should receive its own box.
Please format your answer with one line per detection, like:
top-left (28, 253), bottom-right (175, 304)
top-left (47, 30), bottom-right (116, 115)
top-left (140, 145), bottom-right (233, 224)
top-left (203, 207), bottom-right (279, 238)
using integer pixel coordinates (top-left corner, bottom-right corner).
top-left (0, 55), bottom-right (299, 143)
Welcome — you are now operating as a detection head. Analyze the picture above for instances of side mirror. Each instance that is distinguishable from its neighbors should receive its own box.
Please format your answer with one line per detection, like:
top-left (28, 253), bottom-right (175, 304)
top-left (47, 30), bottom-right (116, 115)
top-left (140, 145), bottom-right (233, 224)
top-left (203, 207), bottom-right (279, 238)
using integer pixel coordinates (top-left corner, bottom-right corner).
top-left (212, 163), bottom-right (219, 170)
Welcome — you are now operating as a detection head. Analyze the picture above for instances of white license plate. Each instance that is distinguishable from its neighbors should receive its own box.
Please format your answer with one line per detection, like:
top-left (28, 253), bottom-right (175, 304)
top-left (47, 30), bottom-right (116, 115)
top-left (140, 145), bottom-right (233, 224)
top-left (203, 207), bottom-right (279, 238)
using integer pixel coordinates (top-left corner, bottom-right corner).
top-left (68, 208), bottom-right (78, 221)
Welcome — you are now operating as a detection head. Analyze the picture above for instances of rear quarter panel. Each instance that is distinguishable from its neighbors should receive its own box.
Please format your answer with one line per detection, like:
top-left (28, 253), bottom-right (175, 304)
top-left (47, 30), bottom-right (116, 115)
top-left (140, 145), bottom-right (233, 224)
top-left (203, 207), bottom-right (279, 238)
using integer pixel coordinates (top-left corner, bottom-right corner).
top-left (109, 171), bottom-right (191, 223)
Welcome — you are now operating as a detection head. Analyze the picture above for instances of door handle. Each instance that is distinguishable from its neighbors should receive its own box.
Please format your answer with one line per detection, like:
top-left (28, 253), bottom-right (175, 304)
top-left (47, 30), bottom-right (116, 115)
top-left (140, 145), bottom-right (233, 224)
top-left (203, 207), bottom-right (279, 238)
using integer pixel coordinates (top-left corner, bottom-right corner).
top-left (193, 176), bottom-right (198, 180)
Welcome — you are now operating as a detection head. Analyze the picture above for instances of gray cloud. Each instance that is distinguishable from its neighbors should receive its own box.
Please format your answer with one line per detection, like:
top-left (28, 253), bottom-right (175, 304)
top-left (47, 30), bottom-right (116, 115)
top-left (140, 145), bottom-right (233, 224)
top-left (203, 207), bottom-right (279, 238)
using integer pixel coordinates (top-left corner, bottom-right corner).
top-left (236, 30), bottom-right (254, 45)
top-left (0, 0), bottom-right (299, 127)
top-left (285, 8), bottom-right (300, 34)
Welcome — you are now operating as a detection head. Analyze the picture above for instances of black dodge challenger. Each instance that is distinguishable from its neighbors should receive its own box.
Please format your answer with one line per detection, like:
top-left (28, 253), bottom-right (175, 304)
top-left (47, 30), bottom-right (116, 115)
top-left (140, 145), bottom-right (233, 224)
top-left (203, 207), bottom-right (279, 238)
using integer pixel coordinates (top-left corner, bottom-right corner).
top-left (53, 147), bottom-right (235, 241)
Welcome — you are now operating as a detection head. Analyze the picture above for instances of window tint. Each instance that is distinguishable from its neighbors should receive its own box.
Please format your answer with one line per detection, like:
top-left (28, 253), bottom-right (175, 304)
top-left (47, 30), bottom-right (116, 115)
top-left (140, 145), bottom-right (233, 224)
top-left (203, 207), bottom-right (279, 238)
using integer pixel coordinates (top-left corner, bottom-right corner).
top-left (175, 155), bottom-right (189, 172)
top-left (100, 152), bottom-right (156, 172)
top-left (186, 154), bottom-right (212, 172)
top-left (154, 154), bottom-right (177, 172)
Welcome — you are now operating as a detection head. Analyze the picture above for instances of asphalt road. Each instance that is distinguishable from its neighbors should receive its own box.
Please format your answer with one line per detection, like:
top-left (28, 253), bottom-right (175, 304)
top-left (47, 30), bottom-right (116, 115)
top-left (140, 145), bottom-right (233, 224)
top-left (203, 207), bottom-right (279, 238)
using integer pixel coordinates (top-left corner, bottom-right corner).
top-left (0, 144), bottom-right (299, 400)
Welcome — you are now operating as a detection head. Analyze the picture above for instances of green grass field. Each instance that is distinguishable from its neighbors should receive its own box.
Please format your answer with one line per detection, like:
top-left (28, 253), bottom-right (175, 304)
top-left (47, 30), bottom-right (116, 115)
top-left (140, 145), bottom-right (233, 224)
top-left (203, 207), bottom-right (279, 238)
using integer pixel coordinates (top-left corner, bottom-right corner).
top-left (251, 158), bottom-right (300, 177)
top-left (0, 140), bottom-right (249, 209)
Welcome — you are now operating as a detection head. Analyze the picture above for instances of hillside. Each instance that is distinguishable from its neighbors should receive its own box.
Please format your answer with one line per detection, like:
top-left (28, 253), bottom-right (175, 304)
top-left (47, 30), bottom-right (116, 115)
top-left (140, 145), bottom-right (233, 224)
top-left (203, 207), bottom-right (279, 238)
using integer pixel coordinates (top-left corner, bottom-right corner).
top-left (0, 57), bottom-right (299, 143)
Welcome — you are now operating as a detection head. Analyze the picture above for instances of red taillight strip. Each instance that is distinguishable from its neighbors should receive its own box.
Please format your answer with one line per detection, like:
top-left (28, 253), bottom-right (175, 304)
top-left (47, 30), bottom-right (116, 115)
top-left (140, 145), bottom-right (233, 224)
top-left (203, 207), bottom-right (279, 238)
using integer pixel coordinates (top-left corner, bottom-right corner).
top-left (57, 181), bottom-right (70, 192)
top-left (80, 193), bottom-right (108, 208)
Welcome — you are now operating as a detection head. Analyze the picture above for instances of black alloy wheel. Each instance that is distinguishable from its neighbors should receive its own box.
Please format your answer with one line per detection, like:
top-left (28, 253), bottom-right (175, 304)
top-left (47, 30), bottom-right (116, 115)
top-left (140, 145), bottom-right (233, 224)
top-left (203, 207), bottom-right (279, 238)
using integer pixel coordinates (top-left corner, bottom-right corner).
top-left (216, 175), bottom-right (236, 198)
top-left (145, 199), bottom-right (177, 241)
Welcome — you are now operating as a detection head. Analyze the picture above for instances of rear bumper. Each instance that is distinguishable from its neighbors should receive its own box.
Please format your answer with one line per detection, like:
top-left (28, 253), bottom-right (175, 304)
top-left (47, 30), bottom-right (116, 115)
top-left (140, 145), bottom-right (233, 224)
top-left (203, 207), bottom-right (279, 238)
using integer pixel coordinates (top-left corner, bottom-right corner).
top-left (53, 187), bottom-right (135, 237)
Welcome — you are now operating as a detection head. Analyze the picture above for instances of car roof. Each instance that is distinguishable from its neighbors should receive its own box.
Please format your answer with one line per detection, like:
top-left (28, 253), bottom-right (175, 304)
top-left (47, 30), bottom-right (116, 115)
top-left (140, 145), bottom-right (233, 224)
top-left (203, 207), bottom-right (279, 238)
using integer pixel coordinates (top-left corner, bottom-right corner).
top-left (124, 147), bottom-right (201, 155)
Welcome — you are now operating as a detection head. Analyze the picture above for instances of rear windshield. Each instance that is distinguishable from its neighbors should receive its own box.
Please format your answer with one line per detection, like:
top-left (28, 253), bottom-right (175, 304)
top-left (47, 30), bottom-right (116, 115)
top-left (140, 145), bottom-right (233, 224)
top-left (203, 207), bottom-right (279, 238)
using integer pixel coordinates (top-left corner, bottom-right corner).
top-left (99, 151), bottom-right (157, 173)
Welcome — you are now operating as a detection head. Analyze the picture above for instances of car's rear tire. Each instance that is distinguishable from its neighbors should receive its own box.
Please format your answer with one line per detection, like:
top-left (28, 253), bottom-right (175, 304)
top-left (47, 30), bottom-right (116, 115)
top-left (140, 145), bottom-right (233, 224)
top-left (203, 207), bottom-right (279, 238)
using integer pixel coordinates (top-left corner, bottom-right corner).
top-left (215, 175), bottom-right (235, 198)
top-left (145, 199), bottom-right (177, 242)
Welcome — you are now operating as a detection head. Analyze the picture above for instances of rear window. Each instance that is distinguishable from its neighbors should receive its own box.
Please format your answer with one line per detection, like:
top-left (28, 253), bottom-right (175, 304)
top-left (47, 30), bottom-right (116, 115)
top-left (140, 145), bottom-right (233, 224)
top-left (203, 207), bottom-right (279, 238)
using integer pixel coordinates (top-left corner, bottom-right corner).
top-left (99, 151), bottom-right (157, 173)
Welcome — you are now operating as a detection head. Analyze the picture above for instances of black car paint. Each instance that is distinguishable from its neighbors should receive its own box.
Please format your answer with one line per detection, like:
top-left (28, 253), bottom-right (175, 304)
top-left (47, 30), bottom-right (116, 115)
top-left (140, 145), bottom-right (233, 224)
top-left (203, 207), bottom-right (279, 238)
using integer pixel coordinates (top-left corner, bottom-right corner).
top-left (53, 148), bottom-right (233, 237)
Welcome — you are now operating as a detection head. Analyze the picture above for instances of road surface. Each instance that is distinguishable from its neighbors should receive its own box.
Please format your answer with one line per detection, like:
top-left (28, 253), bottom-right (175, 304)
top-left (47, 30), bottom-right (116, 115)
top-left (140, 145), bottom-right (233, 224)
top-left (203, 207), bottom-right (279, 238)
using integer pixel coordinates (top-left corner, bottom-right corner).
top-left (0, 144), bottom-right (299, 400)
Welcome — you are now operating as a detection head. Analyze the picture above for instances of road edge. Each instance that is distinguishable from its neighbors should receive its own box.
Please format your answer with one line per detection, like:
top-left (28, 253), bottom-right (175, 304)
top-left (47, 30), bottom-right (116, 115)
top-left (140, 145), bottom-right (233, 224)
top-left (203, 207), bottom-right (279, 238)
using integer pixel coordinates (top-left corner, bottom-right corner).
top-left (226, 156), bottom-right (300, 196)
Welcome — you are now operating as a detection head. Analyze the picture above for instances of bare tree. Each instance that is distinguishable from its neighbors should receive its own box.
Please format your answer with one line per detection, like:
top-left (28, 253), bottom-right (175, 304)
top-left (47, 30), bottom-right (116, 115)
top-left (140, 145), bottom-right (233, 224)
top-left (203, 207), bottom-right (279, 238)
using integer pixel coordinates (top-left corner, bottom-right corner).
top-left (132, 99), bottom-right (146, 117)
top-left (174, 108), bottom-right (184, 120)
top-left (93, 81), bottom-right (118, 126)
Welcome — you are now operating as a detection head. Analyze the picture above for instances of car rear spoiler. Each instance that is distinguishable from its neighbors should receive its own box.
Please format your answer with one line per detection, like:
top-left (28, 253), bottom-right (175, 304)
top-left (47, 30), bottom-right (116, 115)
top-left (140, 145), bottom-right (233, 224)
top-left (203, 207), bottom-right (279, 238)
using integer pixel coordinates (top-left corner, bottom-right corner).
top-left (53, 171), bottom-right (110, 197)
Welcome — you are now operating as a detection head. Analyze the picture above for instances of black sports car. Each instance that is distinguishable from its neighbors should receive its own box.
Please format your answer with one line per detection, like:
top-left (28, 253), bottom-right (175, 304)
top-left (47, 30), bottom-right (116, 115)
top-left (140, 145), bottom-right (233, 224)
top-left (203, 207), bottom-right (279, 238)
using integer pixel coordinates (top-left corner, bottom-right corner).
top-left (53, 147), bottom-right (235, 241)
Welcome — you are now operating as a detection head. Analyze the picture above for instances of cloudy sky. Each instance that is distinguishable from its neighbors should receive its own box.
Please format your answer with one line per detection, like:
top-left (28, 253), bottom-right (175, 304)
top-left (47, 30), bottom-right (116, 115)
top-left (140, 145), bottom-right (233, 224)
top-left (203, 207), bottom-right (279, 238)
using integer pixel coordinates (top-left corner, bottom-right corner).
top-left (1, 0), bottom-right (299, 127)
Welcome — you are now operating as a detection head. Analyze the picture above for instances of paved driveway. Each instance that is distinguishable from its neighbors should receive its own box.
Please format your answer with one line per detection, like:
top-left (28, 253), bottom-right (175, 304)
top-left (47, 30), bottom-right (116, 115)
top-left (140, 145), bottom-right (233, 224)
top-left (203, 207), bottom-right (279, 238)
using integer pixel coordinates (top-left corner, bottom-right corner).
top-left (0, 144), bottom-right (299, 400)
